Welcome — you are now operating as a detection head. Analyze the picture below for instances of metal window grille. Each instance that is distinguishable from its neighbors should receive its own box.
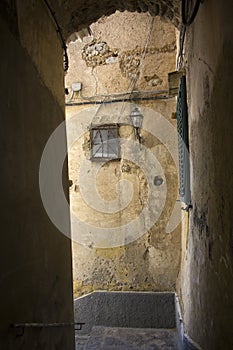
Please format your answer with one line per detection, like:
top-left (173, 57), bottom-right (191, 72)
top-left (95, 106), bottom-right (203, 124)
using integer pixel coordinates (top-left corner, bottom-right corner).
top-left (91, 125), bottom-right (119, 161)
top-left (176, 76), bottom-right (191, 205)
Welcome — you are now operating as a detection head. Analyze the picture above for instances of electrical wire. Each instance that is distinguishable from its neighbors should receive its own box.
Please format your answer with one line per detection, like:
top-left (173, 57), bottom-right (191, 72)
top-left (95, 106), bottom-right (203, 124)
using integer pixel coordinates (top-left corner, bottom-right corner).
top-left (66, 94), bottom-right (173, 107)
top-left (73, 89), bottom-right (168, 102)
top-left (128, 16), bottom-right (155, 97)
top-left (178, 0), bottom-right (204, 69)
top-left (177, 24), bottom-right (186, 71)
top-left (182, 0), bottom-right (202, 26)
top-left (43, 0), bottom-right (69, 71)
top-left (119, 15), bottom-right (156, 117)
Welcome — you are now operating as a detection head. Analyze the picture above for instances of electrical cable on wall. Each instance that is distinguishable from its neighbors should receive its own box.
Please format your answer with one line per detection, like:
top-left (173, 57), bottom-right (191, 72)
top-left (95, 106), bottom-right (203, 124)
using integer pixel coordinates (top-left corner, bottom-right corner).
top-left (66, 88), bottom-right (172, 106)
top-left (119, 15), bottom-right (156, 117)
top-left (76, 83), bottom-right (169, 102)
top-left (66, 94), bottom-right (173, 107)
top-left (128, 16), bottom-right (155, 98)
top-left (177, 0), bottom-right (204, 70)
top-left (182, 0), bottom-right (202, 26)
top-left (71, 89), bottom-right (168, 102)
top-left (43, 0), bottom-right (69, 71)
top-left (177, 24), bottom-right (186, 71)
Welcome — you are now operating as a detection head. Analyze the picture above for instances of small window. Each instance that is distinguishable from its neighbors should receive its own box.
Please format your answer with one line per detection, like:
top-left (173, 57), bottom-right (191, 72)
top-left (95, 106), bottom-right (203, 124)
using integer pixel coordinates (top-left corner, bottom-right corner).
top-left (176, 75), bottom-right (191, 206)
top-left (91, 125), bottom-right (119, 161)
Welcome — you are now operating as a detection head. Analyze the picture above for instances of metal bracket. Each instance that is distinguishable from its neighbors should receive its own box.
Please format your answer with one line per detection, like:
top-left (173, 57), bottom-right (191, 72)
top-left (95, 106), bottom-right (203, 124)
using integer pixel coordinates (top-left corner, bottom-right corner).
top-left (74, 323), bottom-right (85, 331)
top-left (10, 322), bottom-right (85, 337)
top-left (181, 204), bottom-right (193, 212)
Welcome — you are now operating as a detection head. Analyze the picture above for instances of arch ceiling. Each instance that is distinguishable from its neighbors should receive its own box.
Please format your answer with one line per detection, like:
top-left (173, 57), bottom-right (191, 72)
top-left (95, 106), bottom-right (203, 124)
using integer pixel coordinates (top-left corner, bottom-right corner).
top-left (49, 0), bottom-right (181, 38)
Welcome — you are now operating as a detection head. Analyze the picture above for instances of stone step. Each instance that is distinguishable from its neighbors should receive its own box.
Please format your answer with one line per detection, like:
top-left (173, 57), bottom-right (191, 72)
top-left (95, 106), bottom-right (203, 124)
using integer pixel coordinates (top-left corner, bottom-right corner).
top-left (74, 291), bottom-right (176, 335)
top-left (75, 334), bottom-right (90, 350)
top-left (83, 326), bottom-right (178, 350)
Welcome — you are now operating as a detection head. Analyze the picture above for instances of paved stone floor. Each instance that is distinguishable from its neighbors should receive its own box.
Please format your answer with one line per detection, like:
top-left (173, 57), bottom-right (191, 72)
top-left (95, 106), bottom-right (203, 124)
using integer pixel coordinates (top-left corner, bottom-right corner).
top-left (76, 326), bottom-right (177, 350)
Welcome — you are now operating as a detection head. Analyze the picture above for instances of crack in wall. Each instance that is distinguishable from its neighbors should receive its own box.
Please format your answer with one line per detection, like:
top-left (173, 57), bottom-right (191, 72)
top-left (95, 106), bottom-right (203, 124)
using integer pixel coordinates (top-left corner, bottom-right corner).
top-left (91, 67), bottom-right (98, 95)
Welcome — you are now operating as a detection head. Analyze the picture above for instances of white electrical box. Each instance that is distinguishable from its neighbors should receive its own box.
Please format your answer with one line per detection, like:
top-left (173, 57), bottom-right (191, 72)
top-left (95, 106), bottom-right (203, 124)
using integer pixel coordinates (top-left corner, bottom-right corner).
top-left (71, 82), bottom-right (82, 92)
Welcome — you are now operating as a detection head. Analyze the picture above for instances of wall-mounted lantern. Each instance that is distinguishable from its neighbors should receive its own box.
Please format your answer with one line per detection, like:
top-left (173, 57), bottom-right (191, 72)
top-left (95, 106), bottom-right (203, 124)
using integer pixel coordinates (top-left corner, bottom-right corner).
top-left (130, 106), bottom-right (143, 143)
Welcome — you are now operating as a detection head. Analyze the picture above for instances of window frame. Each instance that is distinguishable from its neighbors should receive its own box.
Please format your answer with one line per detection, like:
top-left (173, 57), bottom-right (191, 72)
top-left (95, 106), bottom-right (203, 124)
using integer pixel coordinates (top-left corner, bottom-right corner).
top-left (90, 124), bottom-right (120, 161)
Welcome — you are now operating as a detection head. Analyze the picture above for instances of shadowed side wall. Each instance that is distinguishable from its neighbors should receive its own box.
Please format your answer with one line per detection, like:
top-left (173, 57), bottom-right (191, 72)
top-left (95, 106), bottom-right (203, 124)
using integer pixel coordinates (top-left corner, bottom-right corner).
top-left (0, 1), bottom-right (74, 349)
top-left (179, 1), bottom-right (233, 349)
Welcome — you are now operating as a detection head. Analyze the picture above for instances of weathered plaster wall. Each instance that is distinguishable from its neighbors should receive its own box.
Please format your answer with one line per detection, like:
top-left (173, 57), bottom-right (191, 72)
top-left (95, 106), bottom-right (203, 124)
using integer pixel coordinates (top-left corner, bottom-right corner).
top-left (0, 2), bottom-right (74, 349)
top-left (65, 12), bottom-right (181, 298)
top-left (178, 1), bottom-right (233, 348)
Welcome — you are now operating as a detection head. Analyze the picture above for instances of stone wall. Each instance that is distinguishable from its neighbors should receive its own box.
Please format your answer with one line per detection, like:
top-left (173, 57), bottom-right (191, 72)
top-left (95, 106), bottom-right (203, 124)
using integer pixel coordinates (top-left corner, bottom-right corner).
top-left (65, 12), bottom-right (181, 298)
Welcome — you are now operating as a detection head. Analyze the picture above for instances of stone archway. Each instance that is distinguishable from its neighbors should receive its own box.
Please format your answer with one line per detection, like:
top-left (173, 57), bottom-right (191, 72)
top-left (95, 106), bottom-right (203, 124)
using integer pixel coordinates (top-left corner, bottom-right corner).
top-left (49, 0), bottom-right (181, 38)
